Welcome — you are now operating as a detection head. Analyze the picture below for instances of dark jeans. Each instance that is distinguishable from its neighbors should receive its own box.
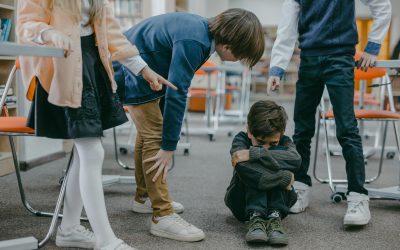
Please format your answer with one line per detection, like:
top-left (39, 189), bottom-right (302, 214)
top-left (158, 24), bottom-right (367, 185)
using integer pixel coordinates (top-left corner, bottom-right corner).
top-left (293, 53), bottom-right (368, 195)
top-left (224, 173), bottom-right (297, 222)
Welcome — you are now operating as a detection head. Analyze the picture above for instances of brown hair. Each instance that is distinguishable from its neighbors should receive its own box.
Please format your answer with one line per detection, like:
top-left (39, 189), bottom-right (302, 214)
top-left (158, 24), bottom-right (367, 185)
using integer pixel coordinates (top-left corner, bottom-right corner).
top-left (209, 8), bottom-right (265, 67)
top-left (247, 100), bottom-right (288, 138)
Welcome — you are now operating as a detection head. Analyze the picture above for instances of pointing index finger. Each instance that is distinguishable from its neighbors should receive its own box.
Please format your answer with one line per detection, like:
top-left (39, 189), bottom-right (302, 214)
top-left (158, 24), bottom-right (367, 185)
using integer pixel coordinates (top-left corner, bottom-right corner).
top-left (160, 78), bottom-right (178, 91)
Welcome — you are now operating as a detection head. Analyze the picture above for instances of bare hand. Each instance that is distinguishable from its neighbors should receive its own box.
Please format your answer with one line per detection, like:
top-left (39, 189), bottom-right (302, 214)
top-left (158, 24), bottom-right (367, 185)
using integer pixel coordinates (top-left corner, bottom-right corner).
top-left (141, 66), bottom-right (178, 91)
top-left (357, 52), bottom-right (377, 72)
top-left (286, 173), bottom-right (295, 190)
top-left (267, 76), bottom-right (280, 95)
top-left (231, 150), bottom-right (250, 167)
top-left (42, 30), bottom-right (73, 58)
top-left (144, 149), bottom-right (174, 183)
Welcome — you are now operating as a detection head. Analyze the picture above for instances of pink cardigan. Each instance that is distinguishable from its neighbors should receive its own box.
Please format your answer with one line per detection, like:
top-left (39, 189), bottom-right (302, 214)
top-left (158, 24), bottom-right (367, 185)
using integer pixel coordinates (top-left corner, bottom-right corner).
top-left (17, 0), bottom-right (139, 108)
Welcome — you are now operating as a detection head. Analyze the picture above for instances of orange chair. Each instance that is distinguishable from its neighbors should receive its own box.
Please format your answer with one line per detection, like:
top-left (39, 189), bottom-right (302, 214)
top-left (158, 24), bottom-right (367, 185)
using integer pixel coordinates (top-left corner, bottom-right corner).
top-left (353, 51), bottom-right (386, 109)
top-left (188, 60), bottom-right (218, 112)
top-left (0, 60), bottom-right (81, 247)
top-left (312, 58), bottom-right (400, 203)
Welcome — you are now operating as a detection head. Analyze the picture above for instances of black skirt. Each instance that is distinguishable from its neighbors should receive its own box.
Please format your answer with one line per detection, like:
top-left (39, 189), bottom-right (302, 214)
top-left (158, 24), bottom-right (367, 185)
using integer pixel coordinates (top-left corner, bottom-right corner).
top-left (27, 34), bottom-right (128, 139)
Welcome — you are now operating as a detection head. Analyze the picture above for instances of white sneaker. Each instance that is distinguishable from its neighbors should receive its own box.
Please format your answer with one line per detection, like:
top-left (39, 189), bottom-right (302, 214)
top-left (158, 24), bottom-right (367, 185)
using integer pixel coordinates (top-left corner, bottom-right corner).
top-left (150, 213), bottom-right (205, 242)
top-left (56, 224), bottom-right (95, 249)
top-left (132, 198), bottom-right (184, 214)
top-left (344, 192), bottom-right (371, 226)
top-left (96, 239), bottom-right (137, 250)
top-left (290, 181), bottom-right (310, 214)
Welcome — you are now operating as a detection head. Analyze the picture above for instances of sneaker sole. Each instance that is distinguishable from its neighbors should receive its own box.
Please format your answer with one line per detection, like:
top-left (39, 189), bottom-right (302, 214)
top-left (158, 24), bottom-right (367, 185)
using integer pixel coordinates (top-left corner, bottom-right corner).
top-left (132, 205), bottom-right (184, 214)
top-left (56, 239), bottom-right (94, 249)
top-left (150, 227), bottom-right (205, 242)
top-left (289, 207), bottom-right (306, 214)
top-left (268, 237), bottom-right (288, 246)
top-left (343, 218), bottom-right (370, 226)
top-left (246, 235), bottom-right (269, 243)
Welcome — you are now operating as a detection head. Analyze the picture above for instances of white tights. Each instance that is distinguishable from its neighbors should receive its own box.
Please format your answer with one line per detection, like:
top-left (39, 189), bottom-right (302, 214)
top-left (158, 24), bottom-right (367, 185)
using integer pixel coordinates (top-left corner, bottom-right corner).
top-left (60, 137), bottom-right (118, 248)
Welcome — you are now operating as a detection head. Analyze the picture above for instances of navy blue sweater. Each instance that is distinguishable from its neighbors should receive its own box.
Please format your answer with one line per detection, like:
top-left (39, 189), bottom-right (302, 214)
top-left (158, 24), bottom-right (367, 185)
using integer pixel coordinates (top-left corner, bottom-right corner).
top-left (295, 0), bottom-right (358, 56)
top-left (113, 13), bottom-right (213, 151)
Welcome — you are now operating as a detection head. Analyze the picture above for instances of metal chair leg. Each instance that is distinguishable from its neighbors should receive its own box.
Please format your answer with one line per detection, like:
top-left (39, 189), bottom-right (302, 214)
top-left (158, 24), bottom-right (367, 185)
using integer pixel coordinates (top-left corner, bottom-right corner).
top-left (10, 135), bottom-right (64, 218)
top-left (38, 150), bottom-right (74, 248)
top-left (392, 121), bottom-right (400, 188)
top-left (10, 137), bottom-right (88, 222)
top-left (313, 117), bottom-right (386, 187)
top-left (113, 127), bottom-right (135, 170)
top-left (366, 121), bottom-right (388, 183)
top-left (312, 112), bottom-right (321, 181)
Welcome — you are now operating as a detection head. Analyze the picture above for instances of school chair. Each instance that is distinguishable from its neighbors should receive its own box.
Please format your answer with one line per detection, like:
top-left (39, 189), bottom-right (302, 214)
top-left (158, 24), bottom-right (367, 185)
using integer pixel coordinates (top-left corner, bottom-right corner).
top-left (312, 55), bottom-right (400, 203)
top-left (0, 59), bottom-right (83, 248)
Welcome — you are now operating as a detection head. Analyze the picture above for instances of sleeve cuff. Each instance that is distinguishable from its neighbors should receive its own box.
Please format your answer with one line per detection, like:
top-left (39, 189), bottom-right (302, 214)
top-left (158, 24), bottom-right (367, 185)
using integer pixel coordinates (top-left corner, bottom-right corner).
top-left (161, 139), bottom-right (178, 151)
top-left (279, 170), bottom-right (293, 189)
top-left (364, 41), bottom-right (381, 56)
top-left (119, 55), bottom-right (147, 76)
top-left (33, 28), bottom-right (53, 45)
top-left (249, 146), bottom-right (261, 161)
top-left (269, 66), bottom-right (285, 79)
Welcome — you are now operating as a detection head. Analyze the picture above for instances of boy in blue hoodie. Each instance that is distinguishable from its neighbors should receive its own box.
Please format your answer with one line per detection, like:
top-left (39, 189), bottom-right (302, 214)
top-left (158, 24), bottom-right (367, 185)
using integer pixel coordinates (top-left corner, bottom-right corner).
top-left (267, 0), bottom-right (391, 226)
top-left (113, 9), bottom-right (265, 242)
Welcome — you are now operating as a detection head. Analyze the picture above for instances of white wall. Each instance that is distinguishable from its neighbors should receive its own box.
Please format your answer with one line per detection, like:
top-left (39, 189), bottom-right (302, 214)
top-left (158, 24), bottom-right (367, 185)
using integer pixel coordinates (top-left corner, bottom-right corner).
top-left (229, 0), bottom-right (283, 25)
top-left (188, 0), bottom-right (229, 17)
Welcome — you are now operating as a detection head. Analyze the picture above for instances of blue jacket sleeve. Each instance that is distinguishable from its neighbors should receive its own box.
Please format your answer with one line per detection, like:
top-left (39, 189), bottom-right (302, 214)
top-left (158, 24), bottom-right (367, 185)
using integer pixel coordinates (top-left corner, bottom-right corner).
top-left (161, 40), bottom-right (208, 151)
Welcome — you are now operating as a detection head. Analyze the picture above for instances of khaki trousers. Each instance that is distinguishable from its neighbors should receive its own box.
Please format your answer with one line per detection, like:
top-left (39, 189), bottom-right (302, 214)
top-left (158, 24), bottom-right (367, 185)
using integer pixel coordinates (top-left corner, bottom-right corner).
top-left (128, 100), bottom-right (173, 217)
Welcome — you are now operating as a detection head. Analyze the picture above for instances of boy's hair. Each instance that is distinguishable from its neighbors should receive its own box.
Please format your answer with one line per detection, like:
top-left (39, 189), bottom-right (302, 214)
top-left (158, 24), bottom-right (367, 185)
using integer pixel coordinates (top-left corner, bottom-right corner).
top-left (209, 8), bottom-right (265, 67)
top-left (247, 100), bottom-right (288, 138)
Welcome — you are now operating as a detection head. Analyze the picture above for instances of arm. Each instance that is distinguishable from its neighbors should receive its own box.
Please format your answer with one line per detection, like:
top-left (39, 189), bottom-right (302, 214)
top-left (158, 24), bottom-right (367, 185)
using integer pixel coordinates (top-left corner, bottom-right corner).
top-left (269, 0), bottom-right (300, 79)
top-left (230, 132), bottom-right (252, 155)
top-left (106, 1), bottom-right (176, 90)
top-left (144, 40), bottom-right (207, 183)
top-left (358, 0), bottom-right (391, 70)
top-left (232, 134), bottom-right (301, 172)
top-left (104, 0), bottom-right (139, 61)
top-left (247, 137), bottom-right (301, 172)
top-left (230, 132), bottom-right (293, 190)
top-left (235, 165), bottom-right (294, 191)
top-left (266, 135), bottom-right (301, 171)
top-left (161, 40), bottom-right (208, 151)
top-left (17, 0), bottom-right (53, 44)
top-left (360, 0), bottom-right (392, 55)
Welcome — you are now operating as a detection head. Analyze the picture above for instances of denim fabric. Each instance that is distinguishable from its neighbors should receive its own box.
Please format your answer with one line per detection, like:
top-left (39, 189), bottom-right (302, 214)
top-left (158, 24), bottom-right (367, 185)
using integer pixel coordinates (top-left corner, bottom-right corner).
top-left (292, 53), bottom-right (368, 195)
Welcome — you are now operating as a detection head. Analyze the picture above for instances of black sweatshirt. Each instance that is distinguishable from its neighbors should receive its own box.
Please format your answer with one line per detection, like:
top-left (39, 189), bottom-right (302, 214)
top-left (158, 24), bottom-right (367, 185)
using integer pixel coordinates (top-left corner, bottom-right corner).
top-left (230, 132), bottom-right (302, 191)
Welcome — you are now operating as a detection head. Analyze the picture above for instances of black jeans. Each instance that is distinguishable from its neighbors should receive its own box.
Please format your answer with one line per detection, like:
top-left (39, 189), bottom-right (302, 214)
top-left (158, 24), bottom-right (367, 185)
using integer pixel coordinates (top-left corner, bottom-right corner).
top-left (293, 53), bottom-right (368, 195)
top-left (224, 172), bottom-right (297, 222)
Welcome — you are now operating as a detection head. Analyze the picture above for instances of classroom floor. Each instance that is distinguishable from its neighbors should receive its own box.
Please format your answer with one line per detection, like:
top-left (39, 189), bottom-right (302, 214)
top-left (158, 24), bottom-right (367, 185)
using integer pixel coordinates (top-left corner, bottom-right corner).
top-left (1, 100), bottom-right (400, 250)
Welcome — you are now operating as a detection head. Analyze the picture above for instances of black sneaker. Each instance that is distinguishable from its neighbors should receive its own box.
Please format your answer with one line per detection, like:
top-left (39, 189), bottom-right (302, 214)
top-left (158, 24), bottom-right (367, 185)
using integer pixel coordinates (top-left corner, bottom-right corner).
top-left (245, 213), bottom-right (269, 243)
top-left (266, 211), bottom-right (288, 245)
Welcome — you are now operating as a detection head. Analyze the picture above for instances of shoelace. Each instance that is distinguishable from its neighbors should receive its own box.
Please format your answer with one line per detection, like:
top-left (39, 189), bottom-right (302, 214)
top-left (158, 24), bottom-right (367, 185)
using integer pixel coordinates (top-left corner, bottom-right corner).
top-left (75, 226), bottom-right (94, 238)
top-left (171, 214), bottom-right (192, 228)
top-left (268, 218), bottom-right (283, 233)
top-left (248, 217), bottom-right (266, 232)
top-left (347, 200), bottom-right (363, 213)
